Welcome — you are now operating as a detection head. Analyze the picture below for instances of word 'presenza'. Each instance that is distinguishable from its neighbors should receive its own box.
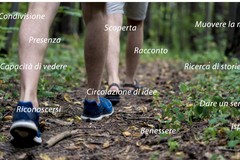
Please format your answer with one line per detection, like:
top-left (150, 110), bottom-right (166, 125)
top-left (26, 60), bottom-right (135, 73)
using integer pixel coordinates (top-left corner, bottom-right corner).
top-left (29, 36), bottom-right (61, 44)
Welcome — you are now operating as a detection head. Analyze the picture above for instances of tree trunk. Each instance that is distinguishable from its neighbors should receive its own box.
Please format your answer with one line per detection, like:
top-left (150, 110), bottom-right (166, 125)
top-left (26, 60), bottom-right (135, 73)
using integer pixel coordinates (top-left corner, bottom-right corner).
top-left (169, 3), bottom-right (175, 49)
top-left (177, 3), bottom-right (184, 51)
top-left (144, 3), bottom-right (151, 40)
top-left (189, 2), bottom-right (199, 51)
top-left (159, 3), bottom-right (167, 44)
top-left (212, 3), bottom-right (224, 45)
top-left (0, 3), bottom-right (19, 55)
top-left (204, 3), bottom-right (212, 51)
top-left (78, 3), bottom-right (84, 35)
top-left (52, 2), bottom-right (75, 37)
top-left (225, 3), bottom-right (240, 58)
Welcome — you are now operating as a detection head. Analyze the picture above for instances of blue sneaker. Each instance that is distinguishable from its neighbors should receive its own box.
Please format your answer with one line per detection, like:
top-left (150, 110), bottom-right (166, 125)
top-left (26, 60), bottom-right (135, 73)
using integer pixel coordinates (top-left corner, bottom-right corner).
top-left (10, 102), bottom-right (42, 145)
top-left (81, 97), bottom-right (114, 121)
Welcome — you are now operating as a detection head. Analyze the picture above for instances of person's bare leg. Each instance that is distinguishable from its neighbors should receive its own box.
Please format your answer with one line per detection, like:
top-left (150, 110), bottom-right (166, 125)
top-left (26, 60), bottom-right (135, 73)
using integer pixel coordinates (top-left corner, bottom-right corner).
top-left (106, 14), bottom-right (122, 90)
top-left (19, 2), bottom-right (59, 108)
top-left (125, 19), bottom-right (144, 84)
top-left (82, 3), bottom-right (108, 102)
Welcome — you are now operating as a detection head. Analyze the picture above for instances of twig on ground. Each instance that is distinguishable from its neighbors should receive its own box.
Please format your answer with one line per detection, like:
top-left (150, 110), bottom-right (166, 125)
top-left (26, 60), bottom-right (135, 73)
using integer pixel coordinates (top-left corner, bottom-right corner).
top-left (74, 133), bottom-right (110, 138)
top-left (217, 147), bottom-right (240, 152)
top-left (47, 118), bottom-right (73, 126)
top-left (122, 116), bottom-right (157, 120)
top-left (44, 129), bottom-right (79, 148)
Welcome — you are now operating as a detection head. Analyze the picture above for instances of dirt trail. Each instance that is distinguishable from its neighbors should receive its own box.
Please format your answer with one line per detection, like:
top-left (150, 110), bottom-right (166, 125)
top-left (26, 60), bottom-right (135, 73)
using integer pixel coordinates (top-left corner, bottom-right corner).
top-left (0, 60), bottom-right (213, 160)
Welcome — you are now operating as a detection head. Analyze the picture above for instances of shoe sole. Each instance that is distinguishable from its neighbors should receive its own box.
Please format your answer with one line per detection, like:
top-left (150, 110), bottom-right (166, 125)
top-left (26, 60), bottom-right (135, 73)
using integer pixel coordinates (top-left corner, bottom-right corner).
top-left (10, 121), bottom-right (41, 144)
top-left (81, 108), bottom-right (114, 121)
top-left (105, 95), bottom-right (120, 106)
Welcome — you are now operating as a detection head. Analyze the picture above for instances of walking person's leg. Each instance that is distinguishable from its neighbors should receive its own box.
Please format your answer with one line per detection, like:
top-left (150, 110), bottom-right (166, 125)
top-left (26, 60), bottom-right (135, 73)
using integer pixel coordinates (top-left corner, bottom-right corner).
top-left (105, 14), bottom-right (122, 90)
top-left (105, 2), bottom-right (124, 91)
top-left (19, 3), bottom-right (60, 108)
top-left (10, 2), bottom-right (60, 144)
top-left (104, 3), bottom-right (125, 105)
top-left (124, 3), bottom-right (148, 86)
top-left (124, 20), bottom-right (143, 85)
top-left (104, 3), bottom-right (148, 104)
top-left (81, 3), bottom-right (113, 121)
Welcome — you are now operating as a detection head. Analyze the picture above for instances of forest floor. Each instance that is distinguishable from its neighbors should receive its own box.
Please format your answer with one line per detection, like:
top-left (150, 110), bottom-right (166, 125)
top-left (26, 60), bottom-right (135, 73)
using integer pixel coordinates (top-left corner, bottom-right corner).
top-left (0, 59), bottom-right (239, 160)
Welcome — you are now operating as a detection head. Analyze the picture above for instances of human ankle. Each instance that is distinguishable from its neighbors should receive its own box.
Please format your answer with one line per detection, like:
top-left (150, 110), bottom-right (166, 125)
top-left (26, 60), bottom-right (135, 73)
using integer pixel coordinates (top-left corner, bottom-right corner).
top-left (20, 96), bottom-right (38, 108)
top-left (86, 95), bottom-right (100, 103)
top-left (124, 77), bottom-right (134, 84)
top-left (108, 77), bottom-right (120, 86)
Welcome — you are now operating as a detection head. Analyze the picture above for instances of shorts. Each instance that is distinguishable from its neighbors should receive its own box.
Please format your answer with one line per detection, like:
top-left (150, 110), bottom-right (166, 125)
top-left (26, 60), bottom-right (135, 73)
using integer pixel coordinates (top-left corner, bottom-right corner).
top-left (106, 2), bottom-right (148, 21)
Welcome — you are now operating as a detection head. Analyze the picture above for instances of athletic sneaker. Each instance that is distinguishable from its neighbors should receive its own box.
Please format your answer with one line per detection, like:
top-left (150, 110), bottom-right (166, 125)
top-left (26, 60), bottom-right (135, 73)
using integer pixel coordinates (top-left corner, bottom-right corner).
top-left (10, 101), bottom-right (42, 145)
top-left (81, 97), bottom-right (114, 121)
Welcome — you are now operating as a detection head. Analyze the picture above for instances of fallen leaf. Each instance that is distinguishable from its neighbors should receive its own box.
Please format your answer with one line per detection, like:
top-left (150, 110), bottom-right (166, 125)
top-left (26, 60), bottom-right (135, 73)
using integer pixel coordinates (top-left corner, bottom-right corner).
top-left (155, 113), bottom-right (162, 119)
top-left (136, 141), bottom-right (141, 146)
top-left (6, 106), bottom-right (12, 110)
top-left (39, 153), bottom-right (51, 160)
top-left (175, 152), bottom-right (185, 157)
top-left (128, 126), bottom-right (138, 131)
top-left (66, 118), bottom-right (74, 123)
top-left (147, 124), bottom-right (154, 128)
top-left (40, 121), bottom-right (46, 129)
top-left (204, 152), bottom-right (212, 159)
top-left (82, 142), bottom-right (97, 150)
top-left (114, 138), bottom-right (119, 142)
top-left (124, 145), bottom-right (131, 153)
top-left (53, 104), bottom-right (60, 107)
top-left (132, 133), bottom-right (142, 138)
top-left (140, 145), bottom-right (152, 151)
top-left (74, 138), bottom-right (85, 145)
top-left (140, 106), bottom-right (148, 113)
top-left (65, 143), bottom-right (80, 150)
top-left (123, 106), bottom-right (132, 110)
top-left (18, 153), bottom-right (30, 160)
top-left (63, 93), bottom-right (71, 103)
top-left (166, 80), bottom-right (172, 84)
top-left (0, 151), bottom-right (4, 159)
top-left (74, 116), bottom-right (81, 122)
top-left (103, 141), bottom-right (110, 149)
top-left (165, 85), bottom-right (173, 89)
top-left (187, 103), bottom-right (193, 108)
top-left (55, 157), bottom-right (66, 160)
top-left (217, 127), bottom-right (229, 139)
top-left (122, 131), bottom-right (131, 137)
top-left (42, 101), bottom-right (49, 107)
top-left (3, 115), bottom-right (12, 121)
top-left (142, 122), bottom-right (154, 128)
top-left (231, 152), bottom-right (240, 160)
top-left (164, 116), bottom-right (172, 121)
top-left (169, 91), bottom-right (175, 94)
top-left (73, 101), bottom-right (82, 105)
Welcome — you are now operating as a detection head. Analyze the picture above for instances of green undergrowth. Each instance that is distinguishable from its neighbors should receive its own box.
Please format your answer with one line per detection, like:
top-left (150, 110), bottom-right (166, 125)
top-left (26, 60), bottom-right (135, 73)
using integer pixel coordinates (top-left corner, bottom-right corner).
top-left (0, 35), bottom-right (85, 100)
top-left (140, 42), bottom-right (228, 64)
top-left (152, 58), bottom-right (240, 153)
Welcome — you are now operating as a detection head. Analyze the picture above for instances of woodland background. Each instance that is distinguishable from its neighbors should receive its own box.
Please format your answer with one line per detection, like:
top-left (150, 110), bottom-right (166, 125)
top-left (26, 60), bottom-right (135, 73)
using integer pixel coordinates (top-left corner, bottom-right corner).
top-left (1, 2), bottom-right (240, 57)
top-left (0, 2), bottom-right (239, 160)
